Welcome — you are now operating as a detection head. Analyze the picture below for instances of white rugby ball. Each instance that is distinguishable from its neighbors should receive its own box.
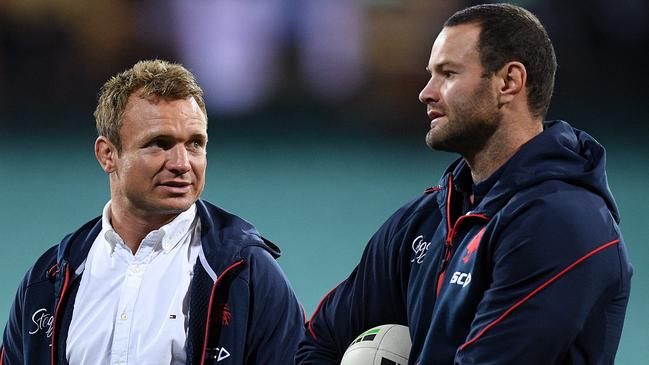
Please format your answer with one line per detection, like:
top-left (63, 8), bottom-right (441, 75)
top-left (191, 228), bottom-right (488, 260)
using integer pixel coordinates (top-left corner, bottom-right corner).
top-left (341, 324), bottom-right (411, 365)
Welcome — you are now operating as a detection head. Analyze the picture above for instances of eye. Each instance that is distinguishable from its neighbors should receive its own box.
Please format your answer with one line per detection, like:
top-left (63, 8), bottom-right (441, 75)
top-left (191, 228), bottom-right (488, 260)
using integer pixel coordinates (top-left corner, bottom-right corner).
top-left (188, 139), bottom-right (206, 151)
top-left (145, 138), bottom-right (172, 150)
top-left (443, 70), bottom-right (456, 78)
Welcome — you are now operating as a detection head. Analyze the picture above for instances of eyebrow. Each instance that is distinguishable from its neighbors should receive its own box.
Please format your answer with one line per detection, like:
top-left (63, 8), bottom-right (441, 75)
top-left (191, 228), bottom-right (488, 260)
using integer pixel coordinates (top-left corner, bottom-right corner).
top-left (426, 61), bottom-right (462, 75)
top-left (192, 133), bottom-right (208, 143)
top-left (142, 131), bottom-right (208, 143)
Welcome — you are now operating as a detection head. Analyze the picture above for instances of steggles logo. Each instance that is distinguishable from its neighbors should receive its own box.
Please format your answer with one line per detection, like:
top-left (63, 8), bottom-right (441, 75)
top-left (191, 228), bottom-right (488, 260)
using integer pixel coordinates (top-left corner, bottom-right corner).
top-left (29, 308), bottom-right (54, 338)
top-left (411, 235), bottom-right (431, 264)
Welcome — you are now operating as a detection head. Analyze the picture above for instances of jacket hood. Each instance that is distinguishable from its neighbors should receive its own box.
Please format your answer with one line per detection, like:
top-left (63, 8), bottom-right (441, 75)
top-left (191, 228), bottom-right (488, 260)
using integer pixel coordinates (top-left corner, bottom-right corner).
top-left (56, 200), bottom-right (281, 274)
top-left (447, 120), bottom-right (620, 222)
top-left (196, 199), bottom-right (281, 268)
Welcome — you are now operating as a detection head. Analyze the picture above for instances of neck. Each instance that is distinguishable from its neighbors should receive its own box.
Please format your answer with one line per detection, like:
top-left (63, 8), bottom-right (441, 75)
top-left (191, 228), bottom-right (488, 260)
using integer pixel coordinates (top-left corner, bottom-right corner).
top-left (465, 118), bottom-right (543, 183)
top-left (109, 204), bottom-right (177, 254)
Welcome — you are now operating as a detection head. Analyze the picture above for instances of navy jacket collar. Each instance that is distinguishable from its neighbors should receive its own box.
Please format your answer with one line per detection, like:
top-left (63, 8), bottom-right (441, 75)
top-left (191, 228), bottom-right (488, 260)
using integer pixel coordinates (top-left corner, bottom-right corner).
top-left (439, 120), bottom-right (619, 221)
top-left (56, 200), bottom-right (281, 276)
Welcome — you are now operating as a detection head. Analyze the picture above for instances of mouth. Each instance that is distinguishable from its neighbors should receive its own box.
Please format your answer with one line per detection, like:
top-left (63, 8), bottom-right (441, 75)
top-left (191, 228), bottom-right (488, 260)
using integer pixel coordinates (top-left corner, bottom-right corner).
top-left (427, 109), bottom-right (446, 127)
top-left (158, 181), bottom-right (192, 194)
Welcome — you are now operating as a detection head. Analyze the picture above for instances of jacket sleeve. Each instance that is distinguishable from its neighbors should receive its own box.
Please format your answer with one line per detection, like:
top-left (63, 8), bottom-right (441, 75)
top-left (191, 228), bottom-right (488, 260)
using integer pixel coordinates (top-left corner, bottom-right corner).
top-left (295, 208), bottom-right (411, 364)
top-left (455, 194), bottom-right (632, 364)
top-left (244, 248), bottom-right (306, 364)
top-left (2, 270), bottom-right (29, 365)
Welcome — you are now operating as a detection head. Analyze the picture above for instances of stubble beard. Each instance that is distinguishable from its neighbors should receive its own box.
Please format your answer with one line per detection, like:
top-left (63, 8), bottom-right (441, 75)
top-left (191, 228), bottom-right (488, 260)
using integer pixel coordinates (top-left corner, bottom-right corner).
top-left (426, 81), bottom-right (501, 157)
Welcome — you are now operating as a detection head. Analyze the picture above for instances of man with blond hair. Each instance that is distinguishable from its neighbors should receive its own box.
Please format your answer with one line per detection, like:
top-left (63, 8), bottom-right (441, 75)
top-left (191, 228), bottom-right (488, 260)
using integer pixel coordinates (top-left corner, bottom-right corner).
top-left (1, 60), bottom-right (304, 364)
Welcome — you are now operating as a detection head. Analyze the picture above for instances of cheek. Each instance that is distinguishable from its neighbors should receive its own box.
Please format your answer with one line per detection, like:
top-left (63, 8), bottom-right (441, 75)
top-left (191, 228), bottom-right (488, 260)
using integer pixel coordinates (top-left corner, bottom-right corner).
top-left (447, 82), bottom-right (488, 111)
top-left (116, 156), bottom-right (135, 180)
top-left (441, 82), bottom-right (464, 104)
top-left (193, 158), bottom-right (207, 193)
top-left (123, 155), bottom-right (160, 180)
top-left (192, 156), bottom-right (208, 177)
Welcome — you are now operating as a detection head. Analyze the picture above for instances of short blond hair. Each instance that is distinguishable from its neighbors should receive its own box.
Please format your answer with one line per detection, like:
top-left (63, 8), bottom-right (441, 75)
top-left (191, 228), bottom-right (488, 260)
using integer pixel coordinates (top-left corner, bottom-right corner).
top-left (94, 59), bottom-right (207, 150)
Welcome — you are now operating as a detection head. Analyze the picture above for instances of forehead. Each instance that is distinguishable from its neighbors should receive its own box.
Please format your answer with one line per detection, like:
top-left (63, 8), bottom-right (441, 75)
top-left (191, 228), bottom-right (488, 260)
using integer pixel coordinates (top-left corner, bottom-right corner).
top-left (428, 23), bottom-right (482, 67)
top-left (122, 95), bottom-right (207, 133)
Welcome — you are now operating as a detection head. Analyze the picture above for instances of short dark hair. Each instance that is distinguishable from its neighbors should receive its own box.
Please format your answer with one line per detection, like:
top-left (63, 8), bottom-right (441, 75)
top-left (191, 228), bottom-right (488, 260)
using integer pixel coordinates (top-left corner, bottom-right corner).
top-left (445, 4), bottom-right (557, 118)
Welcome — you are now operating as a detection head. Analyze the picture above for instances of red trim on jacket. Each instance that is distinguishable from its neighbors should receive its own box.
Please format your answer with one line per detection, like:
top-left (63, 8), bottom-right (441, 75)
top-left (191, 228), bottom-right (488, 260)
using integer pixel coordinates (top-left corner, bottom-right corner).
top-left (436, 175), bottom-right (489, 297)
top-left (436, 215), bottom-right (489, 297)
top-left (47, 263), bottom-right (59, 279)
top-left (307, 280), bottom-right (347, 341)
top-left (424, 186), bottom-right (443, 194)
top-left (436, 272), bottom-right (446, 298)
top-left (445, 176), bottom-right (453, 233)
top-left (459, 238), bottom-right (621, 351)
top-left (1, 346), bottom-right (5, 365)
top-left (300, 303), bottom-right (307, 324)
top-left (436, 177), bottom-right (454, 297)
top-left (200, 260), bottom-right (244, 365)
top-left (50, 266), bottom-right (71, 365)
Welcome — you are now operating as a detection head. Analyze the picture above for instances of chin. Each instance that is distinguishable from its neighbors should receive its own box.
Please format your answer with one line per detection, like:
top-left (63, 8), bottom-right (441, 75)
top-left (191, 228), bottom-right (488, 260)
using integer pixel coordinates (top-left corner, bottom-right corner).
top-left (425, 130), bottom-right (446, 151)
top-left (155, 197), bottom-right (198, 214)
top-left (425, 130), bottom-right (436, 149)
top-left (426, 138), bottom-right (459, 153)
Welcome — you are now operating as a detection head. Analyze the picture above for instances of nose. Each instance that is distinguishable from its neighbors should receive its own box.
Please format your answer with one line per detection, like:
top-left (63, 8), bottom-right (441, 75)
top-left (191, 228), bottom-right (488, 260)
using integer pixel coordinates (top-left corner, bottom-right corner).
top-left (419, 77), bottom-right (440, 105)
top-left (167, 144), bottom-right (191, 175)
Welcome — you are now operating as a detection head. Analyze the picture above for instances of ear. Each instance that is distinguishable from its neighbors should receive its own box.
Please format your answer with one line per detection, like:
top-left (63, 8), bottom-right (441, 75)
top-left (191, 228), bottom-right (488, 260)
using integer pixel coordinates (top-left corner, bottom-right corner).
top-left (95, 136), bottom-right (118, 173)
top-left (496, 61), bottom-right (527, 106)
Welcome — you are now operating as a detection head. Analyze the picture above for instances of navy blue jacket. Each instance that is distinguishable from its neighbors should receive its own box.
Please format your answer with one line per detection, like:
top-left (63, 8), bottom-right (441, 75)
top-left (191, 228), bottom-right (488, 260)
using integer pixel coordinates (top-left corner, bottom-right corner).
top-left (2, 200), bottom-right (305, 364)
top-left (296, 121), bottom-right (633, 364)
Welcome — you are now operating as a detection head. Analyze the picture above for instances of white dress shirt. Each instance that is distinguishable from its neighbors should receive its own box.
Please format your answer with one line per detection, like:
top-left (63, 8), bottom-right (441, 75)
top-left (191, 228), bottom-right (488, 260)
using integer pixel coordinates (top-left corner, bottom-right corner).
top-left (66, 202), bottom-right (201, 365)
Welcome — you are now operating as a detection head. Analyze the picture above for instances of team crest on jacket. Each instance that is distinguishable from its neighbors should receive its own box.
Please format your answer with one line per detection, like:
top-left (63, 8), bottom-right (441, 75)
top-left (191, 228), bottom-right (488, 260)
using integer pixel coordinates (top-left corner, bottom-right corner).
top-left (462, 227), bottom-right (487, 264)
top-left (411, 235), bottom-right (431, 264)
top-left (216, 302), bottom-right (232, 326)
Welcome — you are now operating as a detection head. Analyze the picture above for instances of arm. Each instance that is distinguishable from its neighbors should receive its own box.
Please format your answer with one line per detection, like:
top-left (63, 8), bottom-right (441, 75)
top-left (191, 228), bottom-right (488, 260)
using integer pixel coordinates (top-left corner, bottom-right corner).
top-left (455, 194), bottom-right (632, 364)
top-left (2, 272), bottom-right (27, 365)
top-left (244, 248), bottom-right (306, 364)
top-left (296, 210), bottom-right (411, 364)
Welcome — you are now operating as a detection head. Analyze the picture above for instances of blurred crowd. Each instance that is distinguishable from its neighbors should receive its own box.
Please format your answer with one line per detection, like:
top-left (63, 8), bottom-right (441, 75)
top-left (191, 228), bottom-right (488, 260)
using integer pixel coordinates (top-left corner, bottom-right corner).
top-left (1, 0), bottom-right (647, 134)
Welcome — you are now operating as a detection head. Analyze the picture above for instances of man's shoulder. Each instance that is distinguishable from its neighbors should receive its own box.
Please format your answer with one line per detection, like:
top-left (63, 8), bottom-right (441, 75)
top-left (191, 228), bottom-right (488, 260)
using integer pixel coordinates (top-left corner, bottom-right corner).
top-left (385, 189), bottom-right (444, 230)
top-left (196, 200), bottom-right (278, 261)
top-left (509, 179), bottom-right (612, 216)
top-left (496, 179), bottom-right (619, 244)
top-left (197, 200), bottom-right (259, 233)
top-left (20, 244), bottom-right (59, 289)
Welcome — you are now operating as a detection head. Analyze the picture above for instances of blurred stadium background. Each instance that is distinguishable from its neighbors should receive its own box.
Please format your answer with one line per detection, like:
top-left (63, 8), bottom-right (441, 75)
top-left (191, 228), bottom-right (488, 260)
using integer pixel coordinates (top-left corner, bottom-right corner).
top-left (1, 0), bottom-right (647, 362)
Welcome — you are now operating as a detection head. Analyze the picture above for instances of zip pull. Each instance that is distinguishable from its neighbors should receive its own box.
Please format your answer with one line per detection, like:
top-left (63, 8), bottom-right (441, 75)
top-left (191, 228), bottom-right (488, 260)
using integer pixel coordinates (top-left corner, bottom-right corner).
top-left (440, 238), bottom-right (453, 272)
top-left (46, 263), bottom-right (60, 281)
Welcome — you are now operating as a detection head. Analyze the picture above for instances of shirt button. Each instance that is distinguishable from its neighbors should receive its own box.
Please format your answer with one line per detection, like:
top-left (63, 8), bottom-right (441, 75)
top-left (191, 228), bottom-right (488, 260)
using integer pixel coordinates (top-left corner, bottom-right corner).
top-left (131, 265), bottom-right (140, 273)
top-left (121, 313), bottom-right (128, 320)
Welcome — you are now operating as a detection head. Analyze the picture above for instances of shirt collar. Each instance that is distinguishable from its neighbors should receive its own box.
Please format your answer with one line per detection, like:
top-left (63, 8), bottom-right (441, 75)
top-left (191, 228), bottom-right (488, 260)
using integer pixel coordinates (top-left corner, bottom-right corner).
top-left (100, 201), bottom-right (198, 254)
top-left (159, 204), bottom-right (198, 253)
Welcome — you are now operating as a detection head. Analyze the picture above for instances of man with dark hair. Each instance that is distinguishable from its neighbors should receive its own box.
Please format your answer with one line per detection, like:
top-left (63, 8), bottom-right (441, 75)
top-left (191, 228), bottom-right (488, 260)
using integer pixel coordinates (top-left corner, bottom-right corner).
top-left (1, 60), bottom-right (305, 364)
top-left (296, 4), bottom-right (632, 364)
